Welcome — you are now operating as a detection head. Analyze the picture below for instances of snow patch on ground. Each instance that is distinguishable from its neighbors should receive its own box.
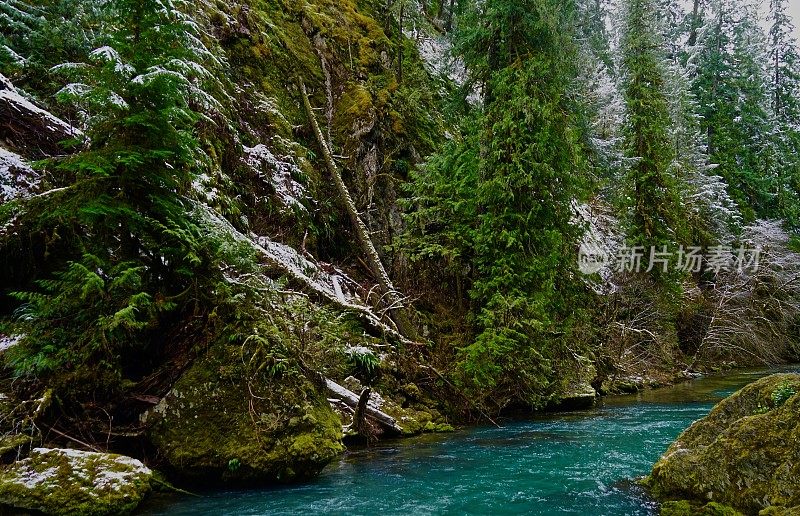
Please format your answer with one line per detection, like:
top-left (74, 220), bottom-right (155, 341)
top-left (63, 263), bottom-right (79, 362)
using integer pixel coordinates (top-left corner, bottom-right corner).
top-left (345, 344), bottom-right (373, 357)
top-left (195, 203), bottom-right (359, 303)
top-left (195, 202), bottom-right (401, 337)
top-left (3, 448), bottom-right (152, 502)
top-left (16, 465), bottom-right (60, 490)
top-left (0, 334), bottom-right (23, 352)
top-left (0, 147), bottom-right (39, 202)
top-left (254, 234), bottom-right (361, 304)
top-left (243, 144), bottom-right (309, 213)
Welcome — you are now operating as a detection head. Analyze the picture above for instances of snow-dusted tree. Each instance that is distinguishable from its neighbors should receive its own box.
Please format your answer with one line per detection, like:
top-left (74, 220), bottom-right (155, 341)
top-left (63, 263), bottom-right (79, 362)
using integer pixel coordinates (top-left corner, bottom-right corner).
top-left (6, 0), bottom-right (229, 388)
top-left (577, 0), bottom-right (615, 69)
top-left (690, 0), bottom-right (776, 221)
top-left (576, 0), bottom-right (626, 187)
top-left (620, 0), bottom-right (688, 251)
top-left (0, 0), bottom-right (41, 68)
top-left (665, 60), bottom-right (741, 244)
top-left (655, 0), bottom-right (689, 62)
top-left (766, 0), bottom-right (800, 226)
top-left (0, 0), bottom-right (107, 96)
top-left (767, 0), bottom-right (800, 122)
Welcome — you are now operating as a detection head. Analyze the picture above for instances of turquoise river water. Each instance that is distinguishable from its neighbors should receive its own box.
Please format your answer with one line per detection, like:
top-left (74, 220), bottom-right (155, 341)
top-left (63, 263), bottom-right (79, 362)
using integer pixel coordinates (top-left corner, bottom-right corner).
top-left (142, 367), bottom-right (798, 515)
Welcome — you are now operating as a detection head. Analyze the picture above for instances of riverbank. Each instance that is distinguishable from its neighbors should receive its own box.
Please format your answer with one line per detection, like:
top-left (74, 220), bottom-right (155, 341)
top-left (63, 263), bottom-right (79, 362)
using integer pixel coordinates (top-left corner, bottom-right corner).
top-left (137, 366), bottom-right (798, 515)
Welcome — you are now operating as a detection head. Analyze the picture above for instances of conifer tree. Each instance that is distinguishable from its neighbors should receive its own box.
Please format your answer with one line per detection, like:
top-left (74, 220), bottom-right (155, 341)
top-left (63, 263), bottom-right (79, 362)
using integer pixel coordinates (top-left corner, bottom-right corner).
top-left (768, 0), bottom-right (800, 123)
top-left (766, 0), bottom-right (800, 225)
top-left (691, 0), bottom-right (775, 220)
top-left (620, 0), bottom-right (686, 249)
top-left (4, 0), bottom-right (225, 392)
top-left (576, 0), bottom-right (626, 185)
top-left (452, 0), bottom-right (586, 407)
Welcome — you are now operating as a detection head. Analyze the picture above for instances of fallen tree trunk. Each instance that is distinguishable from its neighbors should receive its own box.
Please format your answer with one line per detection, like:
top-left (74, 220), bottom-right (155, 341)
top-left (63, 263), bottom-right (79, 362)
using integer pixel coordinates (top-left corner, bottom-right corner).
top-left (0, 73), bottom-right (81, 158)
top-left (298, 78), bottom-right (418, 341)
top-left (195, 203), bottom-right (414, 347)
top-left (325, 379), bottom-right (403, 434)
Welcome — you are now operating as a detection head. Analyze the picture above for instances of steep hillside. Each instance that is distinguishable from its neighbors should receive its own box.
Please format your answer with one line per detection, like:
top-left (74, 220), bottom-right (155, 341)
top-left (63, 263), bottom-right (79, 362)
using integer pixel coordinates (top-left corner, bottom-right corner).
top-left (0, 0), bottom-right (799, 502)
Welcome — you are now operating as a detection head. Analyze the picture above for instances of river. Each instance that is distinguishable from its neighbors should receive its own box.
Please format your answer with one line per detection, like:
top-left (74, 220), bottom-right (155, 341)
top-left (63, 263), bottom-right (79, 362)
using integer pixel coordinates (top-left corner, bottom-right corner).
top-left (142, 367), bottom-right (798, 515)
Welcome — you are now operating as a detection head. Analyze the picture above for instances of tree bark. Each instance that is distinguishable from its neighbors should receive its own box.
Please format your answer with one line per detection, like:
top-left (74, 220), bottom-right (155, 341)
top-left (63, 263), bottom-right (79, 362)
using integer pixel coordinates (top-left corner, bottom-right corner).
top-left (445, 0), bottom-right (455, 31)
top-left (325, 379), bottom-right (403, 434)
top-left (688, 0), bottom-right (702, 48)
top-left (352, 387), bottom-right (371, 437)
top-left (298, 79), bottom-right (418, 341)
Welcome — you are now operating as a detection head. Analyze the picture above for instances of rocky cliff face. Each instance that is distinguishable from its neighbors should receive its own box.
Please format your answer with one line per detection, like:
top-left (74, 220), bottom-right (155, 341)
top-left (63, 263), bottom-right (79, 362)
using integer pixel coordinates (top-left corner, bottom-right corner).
top-left (646, 373), bottom-right (800, 515)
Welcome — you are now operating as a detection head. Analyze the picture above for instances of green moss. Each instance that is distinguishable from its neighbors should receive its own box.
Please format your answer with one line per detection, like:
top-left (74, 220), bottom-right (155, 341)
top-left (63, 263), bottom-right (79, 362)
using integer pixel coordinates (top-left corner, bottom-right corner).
top-left (0, 433), bottom-right (32, 457)
top-left (660, 501), bottom-right (744, 516)
top-left (759, 506), bottom-right (800, 515)
top-left (380, 401), bottom-right (453, 436)
top-left (660, 500), bottom-right (695, 515)
top-left (145, 338), bottom-right (344, 484)
top-left (648, 374), bottom-right (800, 514)
top-left (0, 448), bottom-right (152, 516)
top-left (423, 421), bottom-right (455, 433)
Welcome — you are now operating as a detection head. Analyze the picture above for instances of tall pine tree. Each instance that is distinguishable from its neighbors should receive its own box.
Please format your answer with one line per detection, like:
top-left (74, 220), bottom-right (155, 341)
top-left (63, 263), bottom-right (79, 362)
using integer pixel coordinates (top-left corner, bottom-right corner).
top-left (691, 0), bottom-right (775, 220)
top-left (767, 0), bottom-right (800, 225)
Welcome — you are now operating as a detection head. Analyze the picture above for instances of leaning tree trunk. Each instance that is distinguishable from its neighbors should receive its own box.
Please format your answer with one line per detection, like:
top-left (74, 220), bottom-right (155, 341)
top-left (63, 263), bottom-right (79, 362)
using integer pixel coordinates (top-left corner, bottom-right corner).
top-left (298, 79), bottom-right (418, 341)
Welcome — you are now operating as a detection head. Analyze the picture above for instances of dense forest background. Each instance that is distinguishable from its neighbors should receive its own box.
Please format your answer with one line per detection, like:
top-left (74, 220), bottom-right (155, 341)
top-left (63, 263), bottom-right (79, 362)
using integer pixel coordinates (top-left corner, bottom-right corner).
top-left (1, 0), bottom-right (800, 474)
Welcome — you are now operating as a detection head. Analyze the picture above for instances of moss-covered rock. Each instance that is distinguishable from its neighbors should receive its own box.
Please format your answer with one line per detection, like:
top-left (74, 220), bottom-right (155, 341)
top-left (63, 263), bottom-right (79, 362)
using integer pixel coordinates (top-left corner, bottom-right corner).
top-left (646, 373), bottom-right (800, 515)
top-left (660, 500), bottom-right (745, 516)
top-left (380, 397), bottom-right (454, 436)
top-left (0, 448), bottom-right (152, 515)
top-left (144, 339), bottom-right (344, 484)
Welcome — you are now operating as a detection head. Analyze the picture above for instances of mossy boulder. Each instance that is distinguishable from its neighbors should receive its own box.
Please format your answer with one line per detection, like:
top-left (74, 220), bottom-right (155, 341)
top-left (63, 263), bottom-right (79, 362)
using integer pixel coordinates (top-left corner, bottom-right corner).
top-left (660, 500), bottom-right (745, 516)
top-left (0, 448), bottom-right (152, 515)
top-left (646, 373), bottom-right (800, 515)
top-left (144, 340), bottom-right (344, 484)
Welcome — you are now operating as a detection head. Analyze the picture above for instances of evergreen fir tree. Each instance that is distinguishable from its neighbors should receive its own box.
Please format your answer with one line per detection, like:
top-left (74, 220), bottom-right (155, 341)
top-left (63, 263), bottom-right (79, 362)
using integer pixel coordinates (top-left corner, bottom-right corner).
top-left (4, 0), bottom-right (225, 394)
top-left (690, 0), bottom-right (775, 220)
top-left (620, 0), bottom-right (686, 250)
top-left (766, 0), bottom-right (800, 225)
top-left (453, 0), bottom-right (587, 408)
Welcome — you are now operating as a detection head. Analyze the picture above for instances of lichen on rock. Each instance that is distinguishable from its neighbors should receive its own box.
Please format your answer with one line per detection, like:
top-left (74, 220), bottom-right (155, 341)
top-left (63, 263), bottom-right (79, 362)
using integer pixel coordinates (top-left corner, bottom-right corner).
top-left (646, 373), bottom-right (800, 515)
top-left (0, 448), bottom-right (152, 515)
